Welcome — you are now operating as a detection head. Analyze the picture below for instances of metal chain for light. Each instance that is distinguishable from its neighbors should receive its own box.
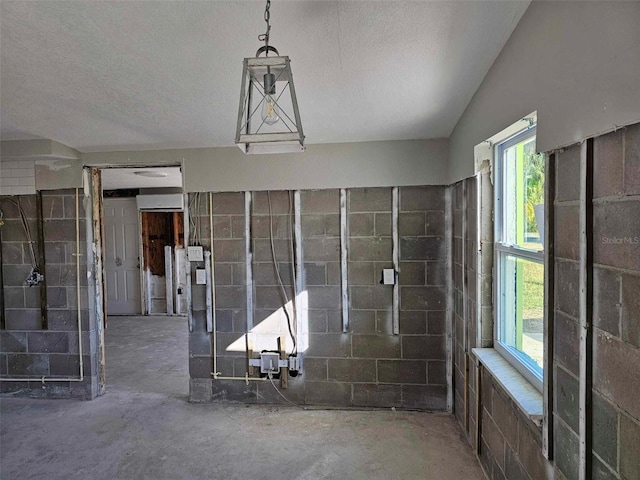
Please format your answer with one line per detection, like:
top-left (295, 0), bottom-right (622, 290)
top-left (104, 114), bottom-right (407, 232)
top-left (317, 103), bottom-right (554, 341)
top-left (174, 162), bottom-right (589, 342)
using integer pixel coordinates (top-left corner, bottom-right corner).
top-left (258, 0), bottom-right (271, 56)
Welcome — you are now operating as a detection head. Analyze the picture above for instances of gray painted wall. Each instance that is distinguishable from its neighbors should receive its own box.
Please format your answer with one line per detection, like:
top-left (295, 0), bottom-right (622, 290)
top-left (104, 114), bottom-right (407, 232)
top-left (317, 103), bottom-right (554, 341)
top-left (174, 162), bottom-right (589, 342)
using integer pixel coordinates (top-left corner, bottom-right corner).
top-left (448, 1), bottom-right (640, 184)
top-left (82, 139), bottom-right (449, 192)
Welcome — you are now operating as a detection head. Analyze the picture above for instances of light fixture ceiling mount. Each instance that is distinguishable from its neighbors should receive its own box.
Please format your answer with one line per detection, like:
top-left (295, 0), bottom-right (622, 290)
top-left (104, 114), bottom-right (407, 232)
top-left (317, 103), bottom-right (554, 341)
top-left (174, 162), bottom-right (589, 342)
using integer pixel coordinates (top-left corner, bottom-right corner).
top-left (133, 170), bottom-right (169, 178)
top-left (235, 0), bottom-right (305, 154)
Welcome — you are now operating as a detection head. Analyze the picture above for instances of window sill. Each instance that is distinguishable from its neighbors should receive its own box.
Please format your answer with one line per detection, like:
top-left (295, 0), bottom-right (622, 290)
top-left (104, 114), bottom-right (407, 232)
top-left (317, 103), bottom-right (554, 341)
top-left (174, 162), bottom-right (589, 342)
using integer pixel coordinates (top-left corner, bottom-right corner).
top-left (472, 348), bottom-right (543, 427)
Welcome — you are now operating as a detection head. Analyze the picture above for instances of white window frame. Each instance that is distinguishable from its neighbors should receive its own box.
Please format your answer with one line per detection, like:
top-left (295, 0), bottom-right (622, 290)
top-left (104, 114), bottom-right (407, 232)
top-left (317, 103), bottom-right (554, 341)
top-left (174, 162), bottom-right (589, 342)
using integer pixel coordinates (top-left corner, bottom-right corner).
top-left (494, 126), bottom-right (544, 392)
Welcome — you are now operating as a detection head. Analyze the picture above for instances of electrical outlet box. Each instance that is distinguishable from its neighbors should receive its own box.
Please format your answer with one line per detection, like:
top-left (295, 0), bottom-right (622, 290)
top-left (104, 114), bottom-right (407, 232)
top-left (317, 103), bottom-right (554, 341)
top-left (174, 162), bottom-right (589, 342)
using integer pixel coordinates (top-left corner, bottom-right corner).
top-left (382, 269), bottom-right (396, 285)
top-left (195, 268), bottom-right (206, 285)
top-left (260, 352), bottom-right (281, 374)
top-left (187, 246), bottom-right (203, 262)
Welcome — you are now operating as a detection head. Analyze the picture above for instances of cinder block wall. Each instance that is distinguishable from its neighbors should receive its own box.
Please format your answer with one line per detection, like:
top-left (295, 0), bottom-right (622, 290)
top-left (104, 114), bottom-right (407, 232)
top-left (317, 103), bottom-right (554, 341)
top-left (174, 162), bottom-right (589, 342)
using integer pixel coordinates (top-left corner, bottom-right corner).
top-left (188, 192), bottom-right (248, 401)
top-left (0, 190), bottom-right (99, 399)
top-left (452, 178), bottom-right (480, 433)
top-left (589, 124), bottom-right (640, 480)
top-left (552, 142), bottom-right (582, 480)
top-left (452, 121), bottom-right (640, 480)
top-left (188, 186), bottom-right (448, 409)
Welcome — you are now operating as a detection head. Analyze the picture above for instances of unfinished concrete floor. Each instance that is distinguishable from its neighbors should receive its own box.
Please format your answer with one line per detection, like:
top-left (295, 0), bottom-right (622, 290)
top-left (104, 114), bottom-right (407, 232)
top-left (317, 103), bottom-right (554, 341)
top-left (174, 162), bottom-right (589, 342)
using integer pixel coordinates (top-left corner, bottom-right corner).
top-left (1, 315), bottom-right (485, 480)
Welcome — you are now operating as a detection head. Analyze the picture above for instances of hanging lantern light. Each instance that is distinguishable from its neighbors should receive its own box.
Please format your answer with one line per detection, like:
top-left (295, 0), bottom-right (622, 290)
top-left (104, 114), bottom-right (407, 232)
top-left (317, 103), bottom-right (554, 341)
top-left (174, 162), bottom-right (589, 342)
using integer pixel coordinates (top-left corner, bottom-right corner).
top-left (235, 0), bottom-right (305, 154)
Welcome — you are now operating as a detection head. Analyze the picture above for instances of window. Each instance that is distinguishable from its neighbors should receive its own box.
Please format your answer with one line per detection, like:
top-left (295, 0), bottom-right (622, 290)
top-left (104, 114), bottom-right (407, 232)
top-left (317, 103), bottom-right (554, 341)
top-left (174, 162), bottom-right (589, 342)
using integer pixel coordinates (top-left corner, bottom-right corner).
top-left (494, 127), bottom-right (545, 390)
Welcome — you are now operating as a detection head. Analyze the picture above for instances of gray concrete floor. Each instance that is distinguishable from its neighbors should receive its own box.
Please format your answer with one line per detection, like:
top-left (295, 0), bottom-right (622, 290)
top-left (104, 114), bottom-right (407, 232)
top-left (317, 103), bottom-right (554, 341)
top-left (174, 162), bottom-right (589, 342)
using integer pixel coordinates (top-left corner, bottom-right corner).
top-left (103, 315), bottom-right (190, 398)
top-left (1, 315), bottom-right (485, 480)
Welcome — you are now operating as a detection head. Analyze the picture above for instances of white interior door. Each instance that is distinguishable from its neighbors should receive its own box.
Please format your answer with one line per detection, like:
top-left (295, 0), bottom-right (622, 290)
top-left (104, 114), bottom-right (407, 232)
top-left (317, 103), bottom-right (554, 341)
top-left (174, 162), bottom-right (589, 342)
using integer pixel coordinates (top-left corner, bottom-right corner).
top-left (104, 197), bottom-right (141, 315)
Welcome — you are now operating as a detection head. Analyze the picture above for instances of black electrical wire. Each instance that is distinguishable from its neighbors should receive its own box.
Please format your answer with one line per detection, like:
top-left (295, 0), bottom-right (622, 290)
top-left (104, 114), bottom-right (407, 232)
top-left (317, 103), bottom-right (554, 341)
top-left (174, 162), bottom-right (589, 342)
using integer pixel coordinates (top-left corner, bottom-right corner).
top-left (267, 191), bottom-right (296, 352)
top-left (287, 191), bottom-right (298, 354)
top-left (0, 198), bottom-right (37, 268)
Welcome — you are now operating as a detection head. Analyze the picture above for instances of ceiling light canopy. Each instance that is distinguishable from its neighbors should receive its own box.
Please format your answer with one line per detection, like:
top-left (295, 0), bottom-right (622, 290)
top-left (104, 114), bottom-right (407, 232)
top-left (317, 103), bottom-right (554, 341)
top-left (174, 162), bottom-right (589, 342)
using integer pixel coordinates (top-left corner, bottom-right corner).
top-left (235, 0), bottom-right (305, 155)
top-left (134, 171), bottom-right (169, 178)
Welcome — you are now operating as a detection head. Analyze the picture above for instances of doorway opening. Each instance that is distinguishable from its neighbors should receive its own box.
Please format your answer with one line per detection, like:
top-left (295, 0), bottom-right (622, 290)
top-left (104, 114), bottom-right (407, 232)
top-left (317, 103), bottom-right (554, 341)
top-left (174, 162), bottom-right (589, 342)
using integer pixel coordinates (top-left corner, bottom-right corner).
top-left (140, 210), bottom-right (185, 315)
top-left (101, 167), bottom-right (187, 317)
top-left (97, 166), bottom-right (189, 398)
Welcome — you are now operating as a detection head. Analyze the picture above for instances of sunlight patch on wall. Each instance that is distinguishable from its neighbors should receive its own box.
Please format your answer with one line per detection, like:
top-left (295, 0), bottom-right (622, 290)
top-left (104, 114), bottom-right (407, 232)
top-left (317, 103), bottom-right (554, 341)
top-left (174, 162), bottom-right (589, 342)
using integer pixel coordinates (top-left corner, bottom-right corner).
top-left (226, 291), bottom-right (308, 354)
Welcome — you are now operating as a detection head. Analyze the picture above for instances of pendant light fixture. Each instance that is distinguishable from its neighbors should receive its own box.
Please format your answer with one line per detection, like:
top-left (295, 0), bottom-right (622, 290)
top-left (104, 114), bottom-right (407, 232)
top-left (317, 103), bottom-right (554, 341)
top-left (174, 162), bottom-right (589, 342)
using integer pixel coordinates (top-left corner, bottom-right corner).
top-left (235, 0), bottom-right (305, 154)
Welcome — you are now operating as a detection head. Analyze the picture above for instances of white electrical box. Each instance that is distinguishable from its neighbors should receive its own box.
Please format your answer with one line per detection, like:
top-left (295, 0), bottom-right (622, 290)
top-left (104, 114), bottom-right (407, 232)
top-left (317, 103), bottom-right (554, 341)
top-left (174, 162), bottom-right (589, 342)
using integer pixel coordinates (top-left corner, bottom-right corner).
top-left (187, 246), bottom-right (204, 262)
top-left (382, 269), bottom-right (396, 285)
top-left (195, 268), bottom-right (206, 285)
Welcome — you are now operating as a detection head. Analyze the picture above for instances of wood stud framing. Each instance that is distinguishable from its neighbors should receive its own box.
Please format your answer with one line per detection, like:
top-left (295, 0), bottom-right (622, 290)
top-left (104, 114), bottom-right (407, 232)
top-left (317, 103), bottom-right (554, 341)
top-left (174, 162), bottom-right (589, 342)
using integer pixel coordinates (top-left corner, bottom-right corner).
top-left (0, 226), bottom-right (4, 330)
top-left (91, 167), bottom-right (107, 392)
top-left (392, 187), bottom-right (400, 335)
top-left (165, 245), bottom-right (174, 315)
top-left (204, 250), bottom-right (213, 333)
top-left (183, 193), bottom-right (193, 332)
top-left (35, 191), bottom-right (48, 329)
top-left (245, 191), bottom-right (254, 332)
top-left (210, 196), bottom-right (219, 373)
top-left (578, 140), bottom-right (594, 480)
top-left (445, 186), bottom-right (454, 413)
top-left (543, 152), bottom-right (556, 460)
top-left (294, 191), bottom-right (305, 351)
top-left (462, 180), bottom-right (470, 432)
top-left (340, 188), bottom-right (349, 333)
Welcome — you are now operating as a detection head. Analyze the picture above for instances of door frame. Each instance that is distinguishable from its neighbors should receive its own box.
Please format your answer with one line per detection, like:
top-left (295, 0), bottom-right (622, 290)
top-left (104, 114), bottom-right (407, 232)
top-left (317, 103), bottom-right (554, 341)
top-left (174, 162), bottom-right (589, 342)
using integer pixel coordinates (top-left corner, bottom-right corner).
top-left (138, 208), bottom-right (185, 316)
top-left (87, 163), bottom-right (184, 394)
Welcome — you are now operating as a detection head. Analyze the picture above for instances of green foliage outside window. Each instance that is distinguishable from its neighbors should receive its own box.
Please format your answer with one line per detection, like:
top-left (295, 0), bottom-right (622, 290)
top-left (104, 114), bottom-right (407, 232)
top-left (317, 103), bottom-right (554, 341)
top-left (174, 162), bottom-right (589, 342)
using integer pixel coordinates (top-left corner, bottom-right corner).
top-left (523, 143), bottom-right (545, 235)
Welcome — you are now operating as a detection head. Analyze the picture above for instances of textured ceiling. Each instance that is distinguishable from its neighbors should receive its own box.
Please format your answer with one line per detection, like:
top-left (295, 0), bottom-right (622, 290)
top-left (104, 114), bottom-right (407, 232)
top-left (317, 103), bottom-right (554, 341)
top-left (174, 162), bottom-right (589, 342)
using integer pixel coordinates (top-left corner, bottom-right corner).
top-left (0, 1), bottom-right (529, 151)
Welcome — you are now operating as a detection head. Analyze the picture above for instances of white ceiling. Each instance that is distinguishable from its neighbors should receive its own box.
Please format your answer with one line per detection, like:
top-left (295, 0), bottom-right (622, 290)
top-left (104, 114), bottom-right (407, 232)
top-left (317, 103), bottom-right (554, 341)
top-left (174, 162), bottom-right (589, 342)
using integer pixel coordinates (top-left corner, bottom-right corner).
top-left (101, 166), bottom-right (183, 190)
top-left (0, 1), bottom-right (529, 152)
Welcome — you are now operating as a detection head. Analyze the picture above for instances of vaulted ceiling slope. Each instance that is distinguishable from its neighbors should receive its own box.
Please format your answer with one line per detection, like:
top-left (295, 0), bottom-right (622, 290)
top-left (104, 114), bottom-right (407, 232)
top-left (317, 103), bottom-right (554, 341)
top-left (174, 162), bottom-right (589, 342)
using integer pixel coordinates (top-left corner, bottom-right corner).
top-left (0, 1), bottom-right (529, 152)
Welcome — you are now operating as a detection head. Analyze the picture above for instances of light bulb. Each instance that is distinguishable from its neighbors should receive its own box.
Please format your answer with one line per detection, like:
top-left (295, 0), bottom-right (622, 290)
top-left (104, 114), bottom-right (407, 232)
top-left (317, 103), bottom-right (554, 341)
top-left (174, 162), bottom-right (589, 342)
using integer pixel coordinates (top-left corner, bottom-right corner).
top-left (261, 95), bottom-right (280, 125)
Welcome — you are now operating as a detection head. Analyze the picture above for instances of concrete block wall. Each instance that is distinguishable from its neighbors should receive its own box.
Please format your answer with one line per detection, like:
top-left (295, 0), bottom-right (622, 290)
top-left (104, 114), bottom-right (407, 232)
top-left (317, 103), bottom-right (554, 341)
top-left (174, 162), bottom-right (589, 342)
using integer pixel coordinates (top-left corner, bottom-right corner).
top-left (0, 196), bottom-right (42, 330)
top-left (477, 370), bottom-right (552, 480)
top-left (188, 191), bottom-right (247, 401)
top-left (552, 124), bottom-right (640, 480)
top-left (452, 182), bottom-right (464, 425)
top-left (552, 142), bottom-right (582, 480)
top-left (300, 188), bottom-right (343, 406)
top-left (188, 186), bottom-right (448, 408)
top-left (589, 123), bottom-right (640, 480)
top-left (451, 178), bottom-right (480, 439)
top-left (398, 186), bottom-right (447, 409)
top-left (451, 169), bottom-right (555, 479)
top-left (452, 121), bottom-right (640, 480)
top-left (0, 189), bottom-right (99, 399)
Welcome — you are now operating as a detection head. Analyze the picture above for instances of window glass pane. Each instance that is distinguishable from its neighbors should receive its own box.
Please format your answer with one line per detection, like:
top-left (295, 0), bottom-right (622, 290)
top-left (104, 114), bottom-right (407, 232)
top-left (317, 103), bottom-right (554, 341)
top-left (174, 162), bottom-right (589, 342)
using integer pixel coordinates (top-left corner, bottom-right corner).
top-left (499, 255), bottom-right (544, 373)
top-left (501, 137), bottom-right (545, 251)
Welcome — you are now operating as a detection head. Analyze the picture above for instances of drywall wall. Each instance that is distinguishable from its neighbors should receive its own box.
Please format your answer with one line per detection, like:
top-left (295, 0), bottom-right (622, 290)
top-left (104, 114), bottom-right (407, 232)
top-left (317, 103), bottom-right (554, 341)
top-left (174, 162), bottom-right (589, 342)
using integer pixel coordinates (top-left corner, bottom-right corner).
top-left (448, 1), bottom-right (640, 183)
top-left (83, 139), bottom-right (449, 192)
top-left (35, 159), bottom-right (84, 191)
top-left (0, 140), bottom-right (82, 193)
